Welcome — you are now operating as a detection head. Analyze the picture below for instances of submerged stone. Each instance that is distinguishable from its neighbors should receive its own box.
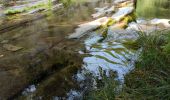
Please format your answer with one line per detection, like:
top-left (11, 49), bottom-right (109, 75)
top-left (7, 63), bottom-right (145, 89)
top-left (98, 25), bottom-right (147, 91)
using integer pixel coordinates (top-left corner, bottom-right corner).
top-left (3, 44), bottom-right (23, 51)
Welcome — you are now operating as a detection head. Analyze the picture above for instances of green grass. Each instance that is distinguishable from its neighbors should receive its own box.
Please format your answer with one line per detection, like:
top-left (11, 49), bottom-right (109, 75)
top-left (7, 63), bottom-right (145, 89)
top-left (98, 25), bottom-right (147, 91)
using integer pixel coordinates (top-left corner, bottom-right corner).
top-left (84, 68), bottom-right (119, 100)
top-left (124, 30), bottom-right (170, 99)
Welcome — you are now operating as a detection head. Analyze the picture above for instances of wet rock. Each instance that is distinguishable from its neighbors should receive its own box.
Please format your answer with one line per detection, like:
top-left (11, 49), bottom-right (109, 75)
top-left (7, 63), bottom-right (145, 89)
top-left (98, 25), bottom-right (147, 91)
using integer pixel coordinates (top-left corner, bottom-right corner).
top-left (3, 44), bottom-right (23, 51)
top-left (112, 7), bottom-right (134, 21)
top-left (22, 85), bottom-right (36, 95)
top-left (68, 17), bottom-right (110, 39)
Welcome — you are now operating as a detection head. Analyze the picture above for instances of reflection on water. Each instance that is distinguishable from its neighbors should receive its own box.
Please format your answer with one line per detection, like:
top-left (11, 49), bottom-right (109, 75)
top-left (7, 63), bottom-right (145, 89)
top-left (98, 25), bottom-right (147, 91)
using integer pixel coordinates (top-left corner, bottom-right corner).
top-left (83, 32), bottom-right (137, 81)
top-left (136, 0), bottom-right (170, 19)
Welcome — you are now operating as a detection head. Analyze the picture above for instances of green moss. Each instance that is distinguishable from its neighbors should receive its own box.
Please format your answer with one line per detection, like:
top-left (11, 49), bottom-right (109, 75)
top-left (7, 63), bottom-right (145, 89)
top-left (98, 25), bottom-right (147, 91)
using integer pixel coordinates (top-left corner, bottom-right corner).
top-left (97, 18), bottom-right (116, 42)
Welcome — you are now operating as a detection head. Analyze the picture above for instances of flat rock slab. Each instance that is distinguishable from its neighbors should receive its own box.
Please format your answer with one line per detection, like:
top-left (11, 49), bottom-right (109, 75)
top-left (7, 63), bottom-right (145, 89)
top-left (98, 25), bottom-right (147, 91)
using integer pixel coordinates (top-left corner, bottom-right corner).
top-left (92, 6), bottom-right (115, 18)
top-left (68, 17), bottom-right (110, 39)
top-left (112, 7), bottom-right (134, 21)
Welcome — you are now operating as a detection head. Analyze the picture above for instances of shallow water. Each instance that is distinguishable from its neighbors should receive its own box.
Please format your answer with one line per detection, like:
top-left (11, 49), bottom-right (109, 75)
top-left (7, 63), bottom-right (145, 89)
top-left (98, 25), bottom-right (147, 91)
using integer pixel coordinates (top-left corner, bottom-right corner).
top-left (83, 32), bottom-right (136, 81)
top-left (136, 0), bottom-right (170, 19)
top-left (0, 0), bottom-right (112, 54)
top-left (0, 0), bottom-right (114, 99)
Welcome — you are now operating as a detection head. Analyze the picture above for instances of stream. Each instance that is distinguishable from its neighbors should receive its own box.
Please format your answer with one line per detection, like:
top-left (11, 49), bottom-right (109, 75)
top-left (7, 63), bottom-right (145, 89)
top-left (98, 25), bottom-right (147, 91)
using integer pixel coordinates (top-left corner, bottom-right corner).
top-left (0, 0), bottom-right (170, 99)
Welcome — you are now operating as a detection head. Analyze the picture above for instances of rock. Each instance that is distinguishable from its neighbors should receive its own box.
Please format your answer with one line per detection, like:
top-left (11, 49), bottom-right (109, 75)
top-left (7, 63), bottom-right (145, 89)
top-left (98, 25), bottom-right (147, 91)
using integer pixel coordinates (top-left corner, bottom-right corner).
top-left (109, 22), bottom-right (127, 30)
top-left (92, 6), bottom-right (115, 18)
top-left (3, 44), bottom-right (23, 51)
top-left (118, 1), bottom-right (133, 7)
top-left (94, 6), bottom-right (108, 12)
top-left (92, 6), bottom-right (109, 18)
top-left (0, 54), bottom-right (4, 58)
top-left (112, 7), bottom-right (134, 21)
top-left (12, 34), bottom-right (22, 39)
top-left (92, 12), bottom-right (106, 18)
top-left (52, 3), bottom-right (63, 10)
top-left (136, 18), bottom-right (148, 24)
top-left (127, 22), bottom-right (161, 32)
top-left (1, 40), bottom-right (9, 44)
top-left (0, 4), bottom-right (3, 8)
top-left (105, 6), bottom-right (115, 14)
top-left (150, 18), bottom-right (170, 27)
top-left (114, 0), bottom-right (127, 4)
top-left (27, 8), bottom-right (45, 14)
top-left (68, 17), bottom-right (110, 39)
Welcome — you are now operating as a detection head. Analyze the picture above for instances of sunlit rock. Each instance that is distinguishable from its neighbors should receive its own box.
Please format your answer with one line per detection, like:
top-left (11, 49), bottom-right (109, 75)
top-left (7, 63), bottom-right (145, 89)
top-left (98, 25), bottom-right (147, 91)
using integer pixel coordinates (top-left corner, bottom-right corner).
top-left (112, 7), bottom-right (134, 21)
top-left (114, 0), bottom-right (127, 4)
top-left (92, 6), bottom-right (115, 18)
top-left (105, 5), bottom-right (115, 14)
top-left (127, 22), bottom-right (161, 32)
top-left (109, 22), bottom-right (127, 30)
top-left (68, 17), bottom-right (110, 39)
top-left (150, 18), bottom-right (170, 27)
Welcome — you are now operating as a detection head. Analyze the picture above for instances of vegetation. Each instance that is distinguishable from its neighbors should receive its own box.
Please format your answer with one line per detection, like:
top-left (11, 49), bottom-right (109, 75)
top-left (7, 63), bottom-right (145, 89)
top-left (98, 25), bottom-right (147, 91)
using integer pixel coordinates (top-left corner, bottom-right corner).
top-left (84, 68), bottom-right (120, 100)
top-left (4, 0), bottom-right (54, 15)
top-left (4, 3), bottom-right (46, 15)
top-left (59, 0), bottom-right (85, 7)
top-left (85, 30), bottom-right (170, 100)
